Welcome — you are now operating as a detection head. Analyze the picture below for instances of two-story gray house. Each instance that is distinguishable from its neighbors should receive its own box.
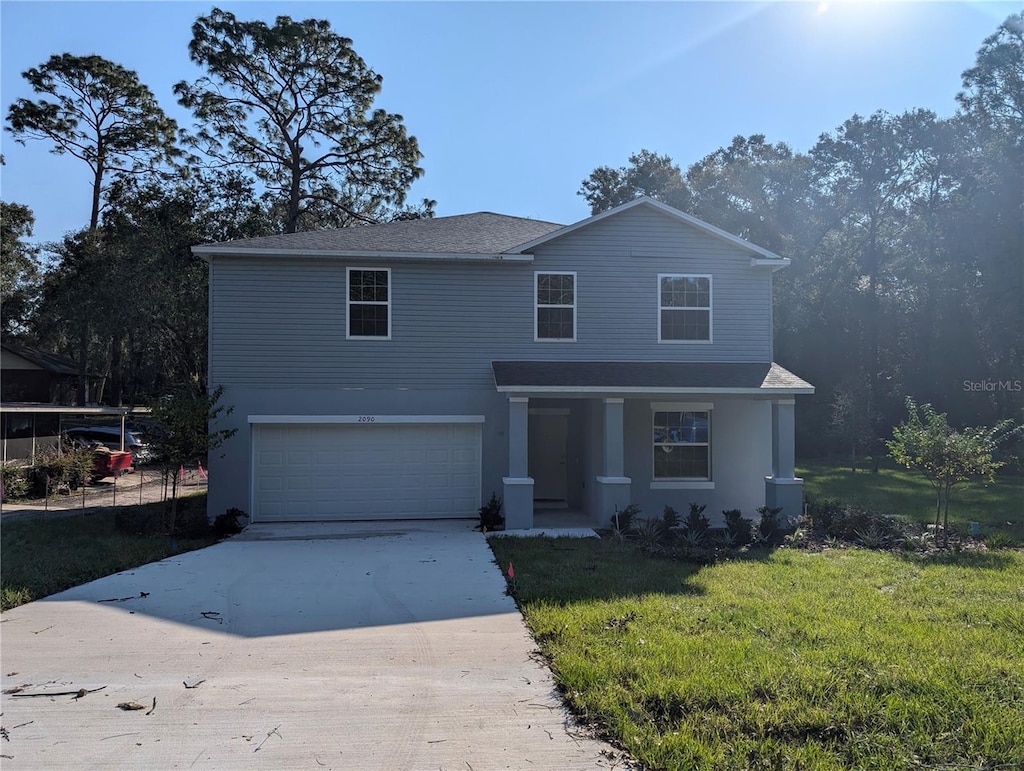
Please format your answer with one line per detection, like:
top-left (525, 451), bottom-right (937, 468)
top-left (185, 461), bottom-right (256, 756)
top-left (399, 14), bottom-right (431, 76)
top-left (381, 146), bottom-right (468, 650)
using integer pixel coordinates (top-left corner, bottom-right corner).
top-left (196, 197), bottom-right (813, 529)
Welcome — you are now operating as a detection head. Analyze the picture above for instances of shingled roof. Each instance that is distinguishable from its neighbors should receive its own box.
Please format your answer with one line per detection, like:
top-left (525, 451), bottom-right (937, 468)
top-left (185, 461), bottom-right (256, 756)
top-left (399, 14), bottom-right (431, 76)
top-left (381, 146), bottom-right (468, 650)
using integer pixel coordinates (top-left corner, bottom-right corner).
top-left (491, 361), bottom-right (814, 394)
top-left (1, 342), bottom-right (78, 376)
top-left (193, 212), bottom-right (565, 256)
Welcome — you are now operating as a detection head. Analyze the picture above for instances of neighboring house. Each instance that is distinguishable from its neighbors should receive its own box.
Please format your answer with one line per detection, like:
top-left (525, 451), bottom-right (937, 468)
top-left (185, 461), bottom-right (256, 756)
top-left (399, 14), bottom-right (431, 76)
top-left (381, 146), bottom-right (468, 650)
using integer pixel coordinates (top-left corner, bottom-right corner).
top-left (0, 342), bottom-right (133, 464)
top-left (1, 342), bottom-right (78, 404)
top-left (196, 197), bottom-right (813, 529)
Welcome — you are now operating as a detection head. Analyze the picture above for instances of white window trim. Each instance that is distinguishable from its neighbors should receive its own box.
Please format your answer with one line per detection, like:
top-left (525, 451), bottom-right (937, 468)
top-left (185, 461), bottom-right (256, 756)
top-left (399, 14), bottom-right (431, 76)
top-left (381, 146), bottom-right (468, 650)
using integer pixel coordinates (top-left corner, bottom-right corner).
top-left (652, 407), bottom-right (712, 482)
top-left (346, 267), bottom-right (392, 341)
top-left (534, 271), bottom-right (577, 342)
top-left (658, 273), bottom-right (712, 344)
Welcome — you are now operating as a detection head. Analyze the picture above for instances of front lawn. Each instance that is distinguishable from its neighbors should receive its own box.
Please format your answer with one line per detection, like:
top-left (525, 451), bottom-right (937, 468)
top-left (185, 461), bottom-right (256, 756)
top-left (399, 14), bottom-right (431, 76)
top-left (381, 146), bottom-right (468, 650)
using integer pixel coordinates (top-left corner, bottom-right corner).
top-left (1, 494), bottom-right (219, 611)
top-left (799, 462), bottom-right (1024, 543)
top-left (489, 536), bottom-right (1024, 770)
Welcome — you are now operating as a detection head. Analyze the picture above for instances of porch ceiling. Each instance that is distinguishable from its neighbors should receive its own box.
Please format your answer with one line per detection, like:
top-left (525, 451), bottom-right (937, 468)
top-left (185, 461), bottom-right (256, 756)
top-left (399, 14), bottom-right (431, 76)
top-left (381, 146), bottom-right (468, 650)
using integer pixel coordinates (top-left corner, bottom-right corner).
top-left (491, 361), bottom-right (814, 395)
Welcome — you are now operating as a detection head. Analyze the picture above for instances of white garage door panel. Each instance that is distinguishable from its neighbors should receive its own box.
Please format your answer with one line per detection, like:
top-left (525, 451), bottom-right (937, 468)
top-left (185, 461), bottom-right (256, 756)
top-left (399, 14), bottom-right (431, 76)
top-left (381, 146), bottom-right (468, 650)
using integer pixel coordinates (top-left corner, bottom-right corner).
top-left (253, 422), bottom-right (481, 522)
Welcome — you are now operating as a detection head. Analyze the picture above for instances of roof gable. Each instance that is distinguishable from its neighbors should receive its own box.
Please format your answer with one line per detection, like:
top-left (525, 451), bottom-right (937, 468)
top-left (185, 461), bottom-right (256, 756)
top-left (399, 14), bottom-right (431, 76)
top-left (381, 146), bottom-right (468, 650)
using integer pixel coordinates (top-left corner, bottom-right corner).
top-left (1, 343), bottom-right (78, 376)
top-left (509, 197), bottom-right (789, 264)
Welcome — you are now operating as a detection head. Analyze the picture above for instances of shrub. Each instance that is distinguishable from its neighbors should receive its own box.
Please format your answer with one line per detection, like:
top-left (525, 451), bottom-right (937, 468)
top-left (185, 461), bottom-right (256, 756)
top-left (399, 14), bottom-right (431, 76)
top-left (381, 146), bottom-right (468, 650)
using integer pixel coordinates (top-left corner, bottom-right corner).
top-left (478, 492), bottom-right (504, 531)
top-left (1, 463), bottom-right (30, 500)
top-left (29, 447), bottom-right (95, 495)
top-left (806, 497), bottom-right (906, 544)
top-left (633, 518), bottom-right (666, 550)
top-left (723, 508), bottom-right (753, 546)
top-left (756, 505), bottom-right (784, 546)
top-left (611, 504), bottom-right (641, 533)
top-left (680, 502), bottom-right (710, 543)
top-left (805, 497), bottom-right (845, 537)
top-left (984, 531), bottom-right (1018, 549)
top-left (213, 507), bottom-right (246, 536)
top-left (662, 505), bottom-right (681, 530)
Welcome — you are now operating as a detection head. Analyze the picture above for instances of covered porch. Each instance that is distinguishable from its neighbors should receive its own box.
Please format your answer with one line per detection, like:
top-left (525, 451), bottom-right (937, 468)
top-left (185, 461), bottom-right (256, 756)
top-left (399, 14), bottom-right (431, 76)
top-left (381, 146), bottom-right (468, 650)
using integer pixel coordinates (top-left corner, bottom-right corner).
top-left (492, 361), bottom-right (814, 530)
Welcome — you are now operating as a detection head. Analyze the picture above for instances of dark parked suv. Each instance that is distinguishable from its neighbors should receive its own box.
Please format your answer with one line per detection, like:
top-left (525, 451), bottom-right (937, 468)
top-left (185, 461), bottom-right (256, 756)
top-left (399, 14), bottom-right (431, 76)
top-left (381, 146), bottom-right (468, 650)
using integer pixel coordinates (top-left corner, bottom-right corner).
top-left (64, 426), bottom-right (153, 465)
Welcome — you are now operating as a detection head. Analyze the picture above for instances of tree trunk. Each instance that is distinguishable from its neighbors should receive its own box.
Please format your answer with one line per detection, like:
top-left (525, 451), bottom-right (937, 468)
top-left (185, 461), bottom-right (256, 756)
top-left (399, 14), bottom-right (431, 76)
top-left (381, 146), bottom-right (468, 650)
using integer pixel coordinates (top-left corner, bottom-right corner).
top-left (866, 218), bottom-right (882, 474)
top-left (109, 334), bottom-right (123, 407)
top-left (943, 482), bottom-right (952, 547)
top-left (89, 158), bottom-right (104, 232)
top-left (76, 320), bottom-right (89, 406)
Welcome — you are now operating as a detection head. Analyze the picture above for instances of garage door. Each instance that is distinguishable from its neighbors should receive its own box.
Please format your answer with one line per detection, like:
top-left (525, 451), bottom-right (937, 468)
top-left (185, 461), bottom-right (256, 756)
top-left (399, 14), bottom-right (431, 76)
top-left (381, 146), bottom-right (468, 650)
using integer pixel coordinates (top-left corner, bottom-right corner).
top-left (251, 421), bottom-right (482, 522)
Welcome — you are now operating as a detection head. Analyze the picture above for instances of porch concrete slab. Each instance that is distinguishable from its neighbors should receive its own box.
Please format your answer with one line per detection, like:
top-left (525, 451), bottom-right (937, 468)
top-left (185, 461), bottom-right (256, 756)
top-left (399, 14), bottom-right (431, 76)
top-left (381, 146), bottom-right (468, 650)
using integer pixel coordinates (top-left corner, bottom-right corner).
top-left (0, 528), bottom-right (624, 770)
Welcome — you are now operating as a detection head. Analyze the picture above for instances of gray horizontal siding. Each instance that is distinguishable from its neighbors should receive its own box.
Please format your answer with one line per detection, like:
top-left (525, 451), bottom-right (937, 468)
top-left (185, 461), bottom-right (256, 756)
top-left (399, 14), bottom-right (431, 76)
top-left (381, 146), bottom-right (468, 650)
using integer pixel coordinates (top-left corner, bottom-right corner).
top-left (210, 205), bottom-right (772, 388)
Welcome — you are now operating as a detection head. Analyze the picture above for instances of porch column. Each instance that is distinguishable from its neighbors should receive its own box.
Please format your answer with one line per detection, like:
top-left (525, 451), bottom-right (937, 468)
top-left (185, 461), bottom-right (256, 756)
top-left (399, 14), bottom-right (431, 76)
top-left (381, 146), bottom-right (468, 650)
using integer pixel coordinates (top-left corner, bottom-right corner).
top-left (765, 398), bottom-right (803, 523)
top-left (502, 396), bottom-right (534, 529)
top-left (595, 398), bottom-right (631, 528)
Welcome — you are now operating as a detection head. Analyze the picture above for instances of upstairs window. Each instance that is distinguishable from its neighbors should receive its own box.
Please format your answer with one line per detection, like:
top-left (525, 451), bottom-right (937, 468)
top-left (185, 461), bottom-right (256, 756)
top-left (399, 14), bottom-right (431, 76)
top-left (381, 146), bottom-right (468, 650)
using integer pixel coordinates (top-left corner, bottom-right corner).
top-left (535, 272), bottom-right (576, 341)
top-left (347, 268), bottom-right (390, 339)
top-left (653, 409), bottom-right (710, 480)
top-left (659, 274), bottom-right (711, 342)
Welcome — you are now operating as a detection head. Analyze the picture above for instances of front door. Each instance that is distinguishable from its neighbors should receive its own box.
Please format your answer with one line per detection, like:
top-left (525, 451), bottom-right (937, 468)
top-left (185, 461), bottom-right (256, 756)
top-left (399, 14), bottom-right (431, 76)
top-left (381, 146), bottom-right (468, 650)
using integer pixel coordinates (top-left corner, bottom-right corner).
top-left (529, 412), bottom-right (568, 503)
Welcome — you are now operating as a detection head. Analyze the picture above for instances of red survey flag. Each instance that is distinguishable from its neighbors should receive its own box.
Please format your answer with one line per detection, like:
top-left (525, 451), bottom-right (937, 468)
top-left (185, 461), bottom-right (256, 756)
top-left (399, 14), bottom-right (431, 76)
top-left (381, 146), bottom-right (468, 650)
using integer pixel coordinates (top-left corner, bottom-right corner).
top-left (507, 562), bottom-right (515, 579)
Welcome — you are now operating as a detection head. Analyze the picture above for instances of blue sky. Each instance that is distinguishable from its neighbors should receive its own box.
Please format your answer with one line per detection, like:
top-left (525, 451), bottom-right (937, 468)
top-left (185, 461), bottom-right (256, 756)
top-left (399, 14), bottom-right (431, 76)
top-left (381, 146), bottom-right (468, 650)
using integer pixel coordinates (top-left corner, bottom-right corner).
top-left (0, 1), bottom-right (1015, 244)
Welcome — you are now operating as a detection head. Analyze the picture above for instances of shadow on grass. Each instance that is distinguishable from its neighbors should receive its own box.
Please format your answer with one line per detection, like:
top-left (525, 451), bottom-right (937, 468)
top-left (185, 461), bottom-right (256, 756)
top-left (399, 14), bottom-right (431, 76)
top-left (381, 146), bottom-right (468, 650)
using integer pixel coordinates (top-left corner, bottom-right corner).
top-left (487, 535), bottom-right (774, 606)
top-left (895, 548), bottom-right (1019, 569)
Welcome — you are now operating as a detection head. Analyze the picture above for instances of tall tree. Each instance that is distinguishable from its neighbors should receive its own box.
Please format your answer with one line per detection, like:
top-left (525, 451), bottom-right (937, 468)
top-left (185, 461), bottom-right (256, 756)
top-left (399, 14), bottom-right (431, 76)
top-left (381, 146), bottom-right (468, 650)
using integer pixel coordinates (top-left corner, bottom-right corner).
top-left (578, 149), bottom-right (691, 214)
top-left (175, 8), bottom-right (427, 233)
top-left (6, 53), bottom-right (180, 231)
top-left (0, 200), bottom-right (41, 336)
top-left (809, 109), bottom-right (943, 465)
top-left (952, 12), bottom-right (1024, 421)
top-left (7, 54), bottom-right (179, 403)
top-left (957, 12), bottom-right (1024, 140)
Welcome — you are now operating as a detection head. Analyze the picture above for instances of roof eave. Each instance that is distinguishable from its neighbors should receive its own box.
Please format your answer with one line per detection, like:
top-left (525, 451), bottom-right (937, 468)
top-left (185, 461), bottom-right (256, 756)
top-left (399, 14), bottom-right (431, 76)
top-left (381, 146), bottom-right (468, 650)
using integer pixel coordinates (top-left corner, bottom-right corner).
top-left (494, 385), bottom-right (815, 395)
top-left (751, 257), bottom-right (790, 271)
top-left (191, 246), bottom-right (534, 263)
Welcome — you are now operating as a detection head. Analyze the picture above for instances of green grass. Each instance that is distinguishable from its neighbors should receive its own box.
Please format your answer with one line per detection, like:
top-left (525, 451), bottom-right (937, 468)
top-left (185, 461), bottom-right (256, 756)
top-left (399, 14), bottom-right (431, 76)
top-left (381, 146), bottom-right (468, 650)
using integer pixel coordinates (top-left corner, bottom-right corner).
top-left (490, 536), bottom-right (1024, 770)
top-left (799, 462), bottom-right (1024, 542)
top-left (1, 494), bottom-right (218, 611)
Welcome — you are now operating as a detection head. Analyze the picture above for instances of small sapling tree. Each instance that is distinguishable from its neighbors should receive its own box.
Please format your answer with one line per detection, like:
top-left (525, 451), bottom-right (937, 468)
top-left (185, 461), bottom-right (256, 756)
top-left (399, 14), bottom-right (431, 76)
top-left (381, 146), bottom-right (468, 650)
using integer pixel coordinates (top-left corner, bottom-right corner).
top-left (887, 398), bottom-right (1015, 545)
top-left (149, 384), bottom-right (236, 536)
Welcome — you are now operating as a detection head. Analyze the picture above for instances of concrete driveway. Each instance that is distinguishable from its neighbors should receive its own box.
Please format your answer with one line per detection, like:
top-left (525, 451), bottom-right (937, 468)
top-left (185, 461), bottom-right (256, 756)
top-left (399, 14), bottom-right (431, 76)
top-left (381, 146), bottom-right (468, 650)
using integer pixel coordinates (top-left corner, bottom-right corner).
top-left (0, 522), bottom-right (626, 770)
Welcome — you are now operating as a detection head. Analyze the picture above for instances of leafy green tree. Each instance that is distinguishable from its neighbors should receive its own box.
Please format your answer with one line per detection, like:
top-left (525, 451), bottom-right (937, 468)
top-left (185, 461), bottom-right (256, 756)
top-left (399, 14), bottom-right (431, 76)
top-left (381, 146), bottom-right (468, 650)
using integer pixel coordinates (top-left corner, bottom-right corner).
top-left (951, 13), bottom-right (1024, 420)
top-left (578, 149), bottom-right (690, 214)
top-left (887, 398), bottom-right (1015, 543)
top-left (686, 134), bottom-right (810, 254)
top-left (6, 53), bottom-right (180, 231)
top-left (957, 12), bottom-right (1024, 139)
top-left (0, 200), bottom-right (41, 336)
top-left (810, 109), bottom-right (945, 467)
top-left (149, 384), bottom-right (236, 532)
top-left (97, 171), bottom-right (275, 404)
top-left (829, 374), bottom-right (876, 473)
top-left (175, 8), bottom-right (426, 233)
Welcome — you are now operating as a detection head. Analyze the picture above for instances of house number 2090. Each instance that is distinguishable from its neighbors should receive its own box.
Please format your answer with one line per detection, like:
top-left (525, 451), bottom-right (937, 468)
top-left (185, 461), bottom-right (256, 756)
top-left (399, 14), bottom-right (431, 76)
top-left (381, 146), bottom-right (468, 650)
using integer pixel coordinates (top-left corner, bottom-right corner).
top-left (357, 416), bottom-right (376, 423)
